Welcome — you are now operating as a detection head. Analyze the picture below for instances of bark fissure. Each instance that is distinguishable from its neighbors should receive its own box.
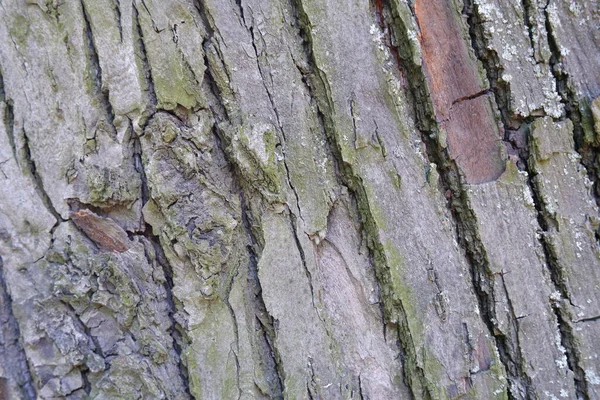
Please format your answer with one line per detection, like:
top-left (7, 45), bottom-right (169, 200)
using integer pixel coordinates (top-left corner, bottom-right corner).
top-left (288, 211), bottom-right (325, 334)
top-left (543, 2), bottom-right (600, 211)
top-left (143, 228), bottom-right (192, 398)
top-left (235, 1), bottom-right (305, 222)
top-left (552, 300), bottom-right (590, 400)
top-left (224, 273), bottom-right (243, 400)
top-left (114, 0), bottom-right (123, 42)
top-left (292, 1), bottom-right (430, 397)
top-left (0, 69), bottom-right (17, 163)
top-left (197, 14), bottom-right (287, 393)
top-left (239, 190), bottom-right (286, 399)
top-left (59, 300), bottom-right (101, 395)
top-left (573, 315), bottom-right (600, 324)
top-left (463, 2), bottom-right (589, 398)
top-left (133, 125), bottom-right (192, 398)
top-left (21, 128), bottom-right (63, 230)
top-left (380, 1), bottom-right (532, 397)
top-left (451, 88), bottom-right (493, 106)
top-left (0, 256), bottom-right (37, 400)
top-left (80, 0), bottom-right (117, 130)
top-left (133, 2), bottom-right (157, 109)
top-left (521, 0), bottom-right (536, 57)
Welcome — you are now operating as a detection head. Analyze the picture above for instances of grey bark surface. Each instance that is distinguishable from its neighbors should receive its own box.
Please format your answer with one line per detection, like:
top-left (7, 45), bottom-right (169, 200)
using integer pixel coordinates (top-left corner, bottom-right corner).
top-left (0, 0), bottom-right (599, 399)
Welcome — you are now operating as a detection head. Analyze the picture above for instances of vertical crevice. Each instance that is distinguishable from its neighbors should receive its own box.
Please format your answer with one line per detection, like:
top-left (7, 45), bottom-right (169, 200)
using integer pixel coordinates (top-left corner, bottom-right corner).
top-left (132, 128), bottom-right (192, 398)
top-left (20, 128), bottom-right (63, 234)
top-left (543, 9), bottom-right (591, 399)
top-left (80, 0), bottom-right (116, 130)
top-left (58, 300), bottom-right (102, 396)
top-left (551, 301), bottom-right (589, 400)
top-left (1, 69), bottom-right (61, 236)
top-left (521, 0), bottom-right (536, 57)
top-left (144, 232), bottom-right (192, 398)
top-left (193, 6), bottom-right (286, 394)
top-left (463, 1), bottom-right (588, 398)
top-left (543, 2), bottom-right (600, 210)
top-left (232, 0), bottom-right (305, 220)
top-left (288, 0), bottom-right (432, 397)
top-left (239, 190), bottom-right (285, 399)
top-left (114, 0), bottom-right (123, 42)
top-left (376, 0), bottom-right (532, 397)
top-left (220, 226), bottom-right (243, 400)
top-left (132, 2), bottom-right (157, 109)
top-left (3, 100), bottom-right (16, 164)
top-left (0, 68), bottom-right (17, 163)
top-left (0, 256), bottom-right (37, 400)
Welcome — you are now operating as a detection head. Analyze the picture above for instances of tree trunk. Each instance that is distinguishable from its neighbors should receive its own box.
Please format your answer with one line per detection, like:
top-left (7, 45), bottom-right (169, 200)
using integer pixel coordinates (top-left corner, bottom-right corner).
top-left (0, 0), bottom-right (599, 398)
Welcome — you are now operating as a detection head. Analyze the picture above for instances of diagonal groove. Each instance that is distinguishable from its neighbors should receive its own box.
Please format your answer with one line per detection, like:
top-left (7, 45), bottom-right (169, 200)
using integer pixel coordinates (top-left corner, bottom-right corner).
top-left (233, 0), bottom-right (304, 220)
top-left (239, 189), bottom-right (285, 398)
top-left (132, 2), bottom-right (157, 108)
top-left (21, 128), bottom-right (63, 235)
top-left (80, 0), bottom-right (117, 130)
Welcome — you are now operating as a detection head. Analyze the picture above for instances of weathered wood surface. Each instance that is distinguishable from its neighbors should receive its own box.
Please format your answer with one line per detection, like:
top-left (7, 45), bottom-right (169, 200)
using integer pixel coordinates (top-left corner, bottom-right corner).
top-left (0, 0), bottom-right (599, 399)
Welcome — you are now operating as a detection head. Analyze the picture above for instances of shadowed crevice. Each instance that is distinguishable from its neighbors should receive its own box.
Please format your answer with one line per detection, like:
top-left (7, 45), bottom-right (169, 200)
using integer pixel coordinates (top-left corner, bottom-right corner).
top-left (289, 0), bottom-right (430, 397)
top-left (376, 0), bottom-right (533, 397)
top-left (80, 0), bottom-right (117, 132)
top-left (463, 1), bottom-right (588, 398)
top-left (132, 127), bottom-right (192, 398)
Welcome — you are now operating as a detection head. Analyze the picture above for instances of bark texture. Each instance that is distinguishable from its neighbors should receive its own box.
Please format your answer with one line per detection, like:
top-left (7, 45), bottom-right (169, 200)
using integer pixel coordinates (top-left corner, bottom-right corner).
top-left (0, 0), bottom-right (599, 399)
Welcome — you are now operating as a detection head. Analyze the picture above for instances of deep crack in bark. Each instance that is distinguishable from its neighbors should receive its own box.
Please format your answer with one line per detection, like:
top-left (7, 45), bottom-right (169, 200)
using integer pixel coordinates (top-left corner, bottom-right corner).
top-left (133, 124), bottom-right (192, 398)
top-left (290, 0), bottom-right (432, 397)
top-left (80, 0), bottom-right (117, 131)
top-left (378, 0), bottom-right (535, 397)
top-left (463, 1), bottom-right (588, 398)
top-left (194, 5), bottom-right (287, 394)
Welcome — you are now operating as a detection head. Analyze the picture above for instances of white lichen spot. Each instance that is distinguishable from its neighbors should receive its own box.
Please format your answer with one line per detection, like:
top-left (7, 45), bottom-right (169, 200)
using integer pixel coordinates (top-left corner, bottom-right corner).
top-left (554, 329), bottom-right (569, 370)
top-left (502, 44), bottom-right (517, 61)
top-left (587, 369), bottom-right (600, 385)
top-left (568, 1), bottom-right (582, 16)
top-left (501, 73), bottom-right (513, 82)
top-left (523, 187), bottom-right (535, 207)
top-left (544, 391), bottom-right (560, 400)
top-left (550, 291), bottom-right (562, 302)
top-left (474, 1), bottom-right (501, 22)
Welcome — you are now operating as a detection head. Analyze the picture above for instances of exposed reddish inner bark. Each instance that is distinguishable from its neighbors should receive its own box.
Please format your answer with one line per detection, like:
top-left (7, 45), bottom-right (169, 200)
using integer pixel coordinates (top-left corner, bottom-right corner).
top-left (415, 0), bottom-right (505, 184)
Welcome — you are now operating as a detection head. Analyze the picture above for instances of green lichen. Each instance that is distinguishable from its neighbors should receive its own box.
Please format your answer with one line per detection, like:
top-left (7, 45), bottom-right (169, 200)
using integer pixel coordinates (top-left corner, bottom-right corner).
top-left (8, 15), bottom-right (30, 47)
top-left (226, 122), bottom-right (285, 199)
top-left (389, 168), bottom-right (402, 189)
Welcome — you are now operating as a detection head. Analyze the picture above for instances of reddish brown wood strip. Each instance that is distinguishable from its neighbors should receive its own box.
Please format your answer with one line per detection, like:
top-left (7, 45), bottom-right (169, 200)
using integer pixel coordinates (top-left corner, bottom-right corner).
top-left (71, 209), bottom-right (131, 253)
top-left (415, 0), bottom-right (506, 184)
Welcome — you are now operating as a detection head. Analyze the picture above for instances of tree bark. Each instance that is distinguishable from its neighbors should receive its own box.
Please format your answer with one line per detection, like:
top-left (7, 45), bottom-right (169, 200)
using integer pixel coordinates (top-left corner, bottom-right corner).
top-left (0, 0), bottom-right (599, 399)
